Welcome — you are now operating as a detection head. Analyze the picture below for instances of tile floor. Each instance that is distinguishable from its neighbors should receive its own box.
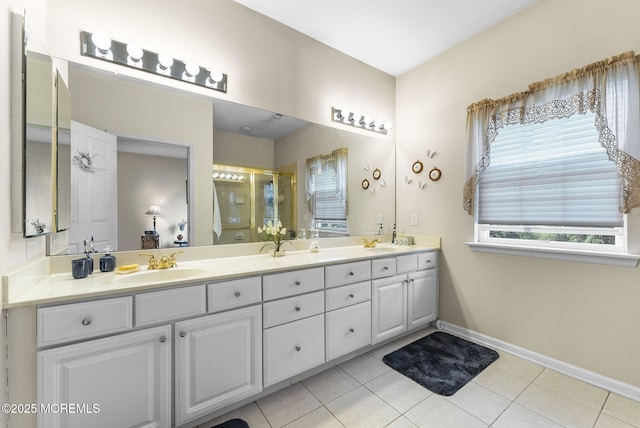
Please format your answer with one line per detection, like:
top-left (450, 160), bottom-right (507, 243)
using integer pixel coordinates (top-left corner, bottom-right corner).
top-left (200, 328), bottom-right (640, 428)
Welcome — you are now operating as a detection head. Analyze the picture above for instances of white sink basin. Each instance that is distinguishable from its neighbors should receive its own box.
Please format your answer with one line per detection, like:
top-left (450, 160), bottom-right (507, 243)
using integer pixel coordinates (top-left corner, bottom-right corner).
top-left (365, 246), bottom-right (398, 253)
top-left (113, 267), bottom-right (209, 284)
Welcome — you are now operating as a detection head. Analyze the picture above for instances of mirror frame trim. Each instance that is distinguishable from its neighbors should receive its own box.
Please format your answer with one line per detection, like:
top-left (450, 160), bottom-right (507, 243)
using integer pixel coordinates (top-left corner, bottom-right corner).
top-left (10, 13), bottom-right (26, 233)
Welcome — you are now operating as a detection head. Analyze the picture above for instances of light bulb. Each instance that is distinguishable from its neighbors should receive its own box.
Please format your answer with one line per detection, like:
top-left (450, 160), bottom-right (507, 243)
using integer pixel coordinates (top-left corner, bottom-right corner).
top-left (208, 69), bottom-right (223, 83)
top-left (91, 33), bottom-right (111, 54)
top-left (185, 61), bottom-right (200, 77)
top-left (157, 53), bottom-right (173, 70)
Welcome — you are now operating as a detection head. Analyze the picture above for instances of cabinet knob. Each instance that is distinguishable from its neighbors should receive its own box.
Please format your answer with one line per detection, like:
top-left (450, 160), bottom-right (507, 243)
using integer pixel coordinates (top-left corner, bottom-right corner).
top-left (383, 266), bottom-right (389, 271)
top-left (159, 336), bottom-right (167, 343)
top-left (81, 317), bottom-right (92, 326)
top-left (234, 291), bottom-right (241, 297)
top-left (348, 272), bottom-right (354, 276)
top-left (348, 293), bottom-right (354, 298)
top-left (349, 328), bottom-right (355, 333)
top-left (295, 306), bottom-right (301, 312)
top-left (179, 331), bottom-right (187, 338)
top-left (426, 259), bottom-right (431, 264)
top-left (294, 281), bottom-right (301, 286)
top-left (295, 346), bottom-right (301, 352)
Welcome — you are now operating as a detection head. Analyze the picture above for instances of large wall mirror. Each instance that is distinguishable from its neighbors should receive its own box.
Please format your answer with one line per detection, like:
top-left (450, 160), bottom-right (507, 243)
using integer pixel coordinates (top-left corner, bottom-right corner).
top-left (50, 62), bottom-right (395, 255)
top-left (11, 13), bottom-right (56, 238)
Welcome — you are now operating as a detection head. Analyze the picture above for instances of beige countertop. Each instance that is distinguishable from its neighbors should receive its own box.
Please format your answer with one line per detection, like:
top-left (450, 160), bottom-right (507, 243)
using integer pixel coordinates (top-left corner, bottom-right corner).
top-left (3, 241), bottom-right (439, 308)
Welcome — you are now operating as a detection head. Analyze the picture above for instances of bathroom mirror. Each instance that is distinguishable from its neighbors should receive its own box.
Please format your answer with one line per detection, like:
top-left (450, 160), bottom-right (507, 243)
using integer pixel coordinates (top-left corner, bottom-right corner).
top-left (55, 70), bottom-right (71, 232)
top-left (23, 43), bottom-right (55, 237)
top-left (52, 62), bottom-right (395, 254)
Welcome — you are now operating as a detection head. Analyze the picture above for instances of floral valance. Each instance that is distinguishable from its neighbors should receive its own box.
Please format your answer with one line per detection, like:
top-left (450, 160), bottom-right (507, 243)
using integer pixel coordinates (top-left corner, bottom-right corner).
top-left (463, 51), bottom-right (640, 215)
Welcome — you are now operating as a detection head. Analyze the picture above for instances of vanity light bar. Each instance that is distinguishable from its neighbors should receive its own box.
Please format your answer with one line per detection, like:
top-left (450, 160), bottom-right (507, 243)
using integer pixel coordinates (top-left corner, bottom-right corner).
top-left (331, 107), bottom-right (392, 135)
top-left (80, 31), bottom-right (227, 93)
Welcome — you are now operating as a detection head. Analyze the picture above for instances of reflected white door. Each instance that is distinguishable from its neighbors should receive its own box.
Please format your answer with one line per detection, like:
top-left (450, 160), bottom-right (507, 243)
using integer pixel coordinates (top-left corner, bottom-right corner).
top-left (69, 121), bottom-right (117, 254)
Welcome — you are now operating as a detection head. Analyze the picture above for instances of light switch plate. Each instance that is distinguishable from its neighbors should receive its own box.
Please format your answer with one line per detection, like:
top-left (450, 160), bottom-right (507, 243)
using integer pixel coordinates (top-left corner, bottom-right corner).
top-left (410, 213), bottom-right (418, 226)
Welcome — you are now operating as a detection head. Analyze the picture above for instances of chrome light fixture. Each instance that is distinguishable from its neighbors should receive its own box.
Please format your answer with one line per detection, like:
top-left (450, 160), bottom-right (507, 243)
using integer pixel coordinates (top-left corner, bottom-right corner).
top-left (80, 31), bottom-right (227, 93)
top-left (331, 107), bottom-right (392, 135)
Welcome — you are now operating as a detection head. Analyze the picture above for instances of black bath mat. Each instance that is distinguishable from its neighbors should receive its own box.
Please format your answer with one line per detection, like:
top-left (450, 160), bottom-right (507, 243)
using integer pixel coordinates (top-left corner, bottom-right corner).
top-left (212, 418), bottom-right (249, 428)
top-left (382, 331), bottom-right (499, 396)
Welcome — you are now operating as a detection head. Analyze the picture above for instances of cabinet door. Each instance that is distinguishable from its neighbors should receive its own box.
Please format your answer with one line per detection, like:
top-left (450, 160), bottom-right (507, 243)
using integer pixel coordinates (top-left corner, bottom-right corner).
top-left (38, 325), bottom-right (171, 428)
top-left (175, 305), bottom-right (262, 425)
top-left (408, 269), bottom-right (438, 330)
top-left (371, 274), bottom-right (407, 344)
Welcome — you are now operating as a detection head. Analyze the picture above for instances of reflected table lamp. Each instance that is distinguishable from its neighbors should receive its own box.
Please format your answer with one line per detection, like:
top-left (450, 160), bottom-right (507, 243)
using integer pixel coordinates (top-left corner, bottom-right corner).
top-left (142, 204), bottom-right (160, 249)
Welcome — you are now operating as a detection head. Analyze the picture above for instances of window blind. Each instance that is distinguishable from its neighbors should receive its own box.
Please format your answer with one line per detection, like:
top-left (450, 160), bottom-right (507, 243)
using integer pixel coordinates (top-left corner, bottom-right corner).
top-left (478, 112), bottom-right (623, 228)
top-left (313, 168), bottom-right (347, 220)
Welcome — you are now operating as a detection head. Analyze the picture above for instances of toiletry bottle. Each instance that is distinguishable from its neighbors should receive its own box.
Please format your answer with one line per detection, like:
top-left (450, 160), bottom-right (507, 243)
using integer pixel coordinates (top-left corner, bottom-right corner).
top-left (84, 239), bottom-right (94, 274)
top-left (392, 224), bottom-right (396, 243)
top-left (100, 246), bottom-right (116, 272)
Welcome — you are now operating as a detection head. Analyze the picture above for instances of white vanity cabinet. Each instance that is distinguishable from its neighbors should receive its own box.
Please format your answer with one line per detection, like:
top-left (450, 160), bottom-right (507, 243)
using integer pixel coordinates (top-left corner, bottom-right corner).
top-left (175, 304), bottom-right (262, 425)
top-left (372, 274), bottom-right (408, 344)
top-left (262, 268), bottom-right (326, 387)
top-left (372, 251), bottom-right (438, 343)
top-left (30, 247), bottom-right (439, 427)
top-left (38, 325), bottom-right (172, 428)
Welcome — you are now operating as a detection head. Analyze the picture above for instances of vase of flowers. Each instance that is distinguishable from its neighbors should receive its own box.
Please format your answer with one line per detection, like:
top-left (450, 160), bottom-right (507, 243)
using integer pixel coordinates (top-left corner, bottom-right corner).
top-left (258, 220), bottom-right (290, 257)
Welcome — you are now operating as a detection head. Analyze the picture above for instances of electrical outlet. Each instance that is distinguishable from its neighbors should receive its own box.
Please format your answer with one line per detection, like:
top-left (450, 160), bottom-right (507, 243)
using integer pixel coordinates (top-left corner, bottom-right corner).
top-left (410, 213), bottom-right (418, 226)
top-left (26, 238), bottom-right (39, 259)
top-left (376, 213), bottom-right (383, 225)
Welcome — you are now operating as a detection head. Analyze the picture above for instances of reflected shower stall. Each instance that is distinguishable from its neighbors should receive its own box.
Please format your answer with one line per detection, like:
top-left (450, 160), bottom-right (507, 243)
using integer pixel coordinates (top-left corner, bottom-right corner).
top-left (212, 164), bottom-right (296, 245)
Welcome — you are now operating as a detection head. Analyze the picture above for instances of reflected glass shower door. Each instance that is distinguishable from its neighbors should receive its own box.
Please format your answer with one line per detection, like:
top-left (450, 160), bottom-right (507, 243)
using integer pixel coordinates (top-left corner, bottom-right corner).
top-left (214, 177), bottom-right (252, 244)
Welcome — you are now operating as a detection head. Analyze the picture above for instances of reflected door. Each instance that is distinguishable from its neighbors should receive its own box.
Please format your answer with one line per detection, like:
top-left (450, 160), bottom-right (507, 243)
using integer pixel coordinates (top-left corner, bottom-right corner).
top-left (69, 121), bottom-right (117, 254)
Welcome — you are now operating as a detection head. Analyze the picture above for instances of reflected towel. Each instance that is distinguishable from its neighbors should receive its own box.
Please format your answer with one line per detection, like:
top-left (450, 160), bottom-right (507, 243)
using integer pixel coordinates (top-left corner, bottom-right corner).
top-left (213, 180), bottom-right (222, 240)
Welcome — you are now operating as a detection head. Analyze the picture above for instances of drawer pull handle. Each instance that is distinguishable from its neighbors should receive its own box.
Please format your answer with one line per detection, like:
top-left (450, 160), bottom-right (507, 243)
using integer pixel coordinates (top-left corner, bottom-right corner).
top-left (179, 331), bottom-right (187, 338)
top-left (426, 259), bottom-right (431, 263)
top-left (348, 272), bottom-right (354, 276)
top-left (294, 281), bottom-right (301, 286)
top-left (295, 306), bottom-right (301, 312)
top-left (349, 328), bottom-right (355, 333)
top-left (295, 346), bottom-right (301, 352)
top-left (159, 336), bottom-right (167, 343)
top-left (234, 291), bottom-right (241, 297)
top-left (383, 266), bottom-right (389, 271)
top-left (81, 317), bottom-right (92, 326)
top-left (349, 293), bottom-right (354, 298)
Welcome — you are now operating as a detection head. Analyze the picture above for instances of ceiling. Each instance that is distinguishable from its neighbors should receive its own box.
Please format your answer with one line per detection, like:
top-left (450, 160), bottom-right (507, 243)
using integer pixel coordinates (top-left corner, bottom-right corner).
top-left (234, 0), bottom-right (538, 76)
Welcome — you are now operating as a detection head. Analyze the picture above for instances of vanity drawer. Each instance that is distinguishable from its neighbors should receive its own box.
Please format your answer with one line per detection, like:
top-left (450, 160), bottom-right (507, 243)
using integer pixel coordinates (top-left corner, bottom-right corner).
top-left (136, 285), bottom-right (206, 327)
top-left (417, 251), bottom-right (437, 270)
top-left (38, 296), bottom-right (133, 347)
top-left (263, 291), bottom-right (324, 328)
top-left (263, 268), bottom-right (324, 301)
top-left (372, 257), bottom-right (397, 278)
top-left (396, 253), bottom-right (418, 273)
top-left (326, 301), bottom-right (372, 361)
top-left (263, 314), bottom-right (325, 387)
top-left (208, 276), bottom-right (262, 312)
top-left (325, 281), bottom-right (371, 311)
top-left (325, 260), bottom-right (371, 288)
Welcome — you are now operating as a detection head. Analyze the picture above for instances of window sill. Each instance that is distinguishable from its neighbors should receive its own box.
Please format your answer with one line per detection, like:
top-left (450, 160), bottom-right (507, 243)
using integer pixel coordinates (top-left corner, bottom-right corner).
top-left (465, 242), bottom-right (640, 267)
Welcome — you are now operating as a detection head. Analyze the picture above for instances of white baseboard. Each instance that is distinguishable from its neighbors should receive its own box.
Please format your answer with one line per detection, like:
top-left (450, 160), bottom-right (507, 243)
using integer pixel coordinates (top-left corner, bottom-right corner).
top-left (437, 320), bottom-right (640, 402)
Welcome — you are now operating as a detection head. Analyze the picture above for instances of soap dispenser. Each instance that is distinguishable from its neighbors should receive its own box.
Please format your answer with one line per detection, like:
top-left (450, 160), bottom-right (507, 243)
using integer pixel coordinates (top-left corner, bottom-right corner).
top-left (100, 246), bottom-right (116, 272)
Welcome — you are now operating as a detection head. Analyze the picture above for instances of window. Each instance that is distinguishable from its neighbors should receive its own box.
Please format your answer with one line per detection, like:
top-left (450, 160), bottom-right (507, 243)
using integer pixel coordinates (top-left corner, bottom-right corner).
top-left (306, 148), bottom-right (348, 235)
top-left (478, 112), bottom-right (625, 252)
top-left (463, 51), bottom-right (640, 261)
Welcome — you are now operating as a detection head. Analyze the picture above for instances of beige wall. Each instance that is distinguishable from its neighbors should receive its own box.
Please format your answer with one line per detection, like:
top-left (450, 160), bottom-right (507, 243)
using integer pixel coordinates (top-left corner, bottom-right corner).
top-left (396, 0), bottom-right (640, 388)
top-left (213, 129), bottom-right (275, 170)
